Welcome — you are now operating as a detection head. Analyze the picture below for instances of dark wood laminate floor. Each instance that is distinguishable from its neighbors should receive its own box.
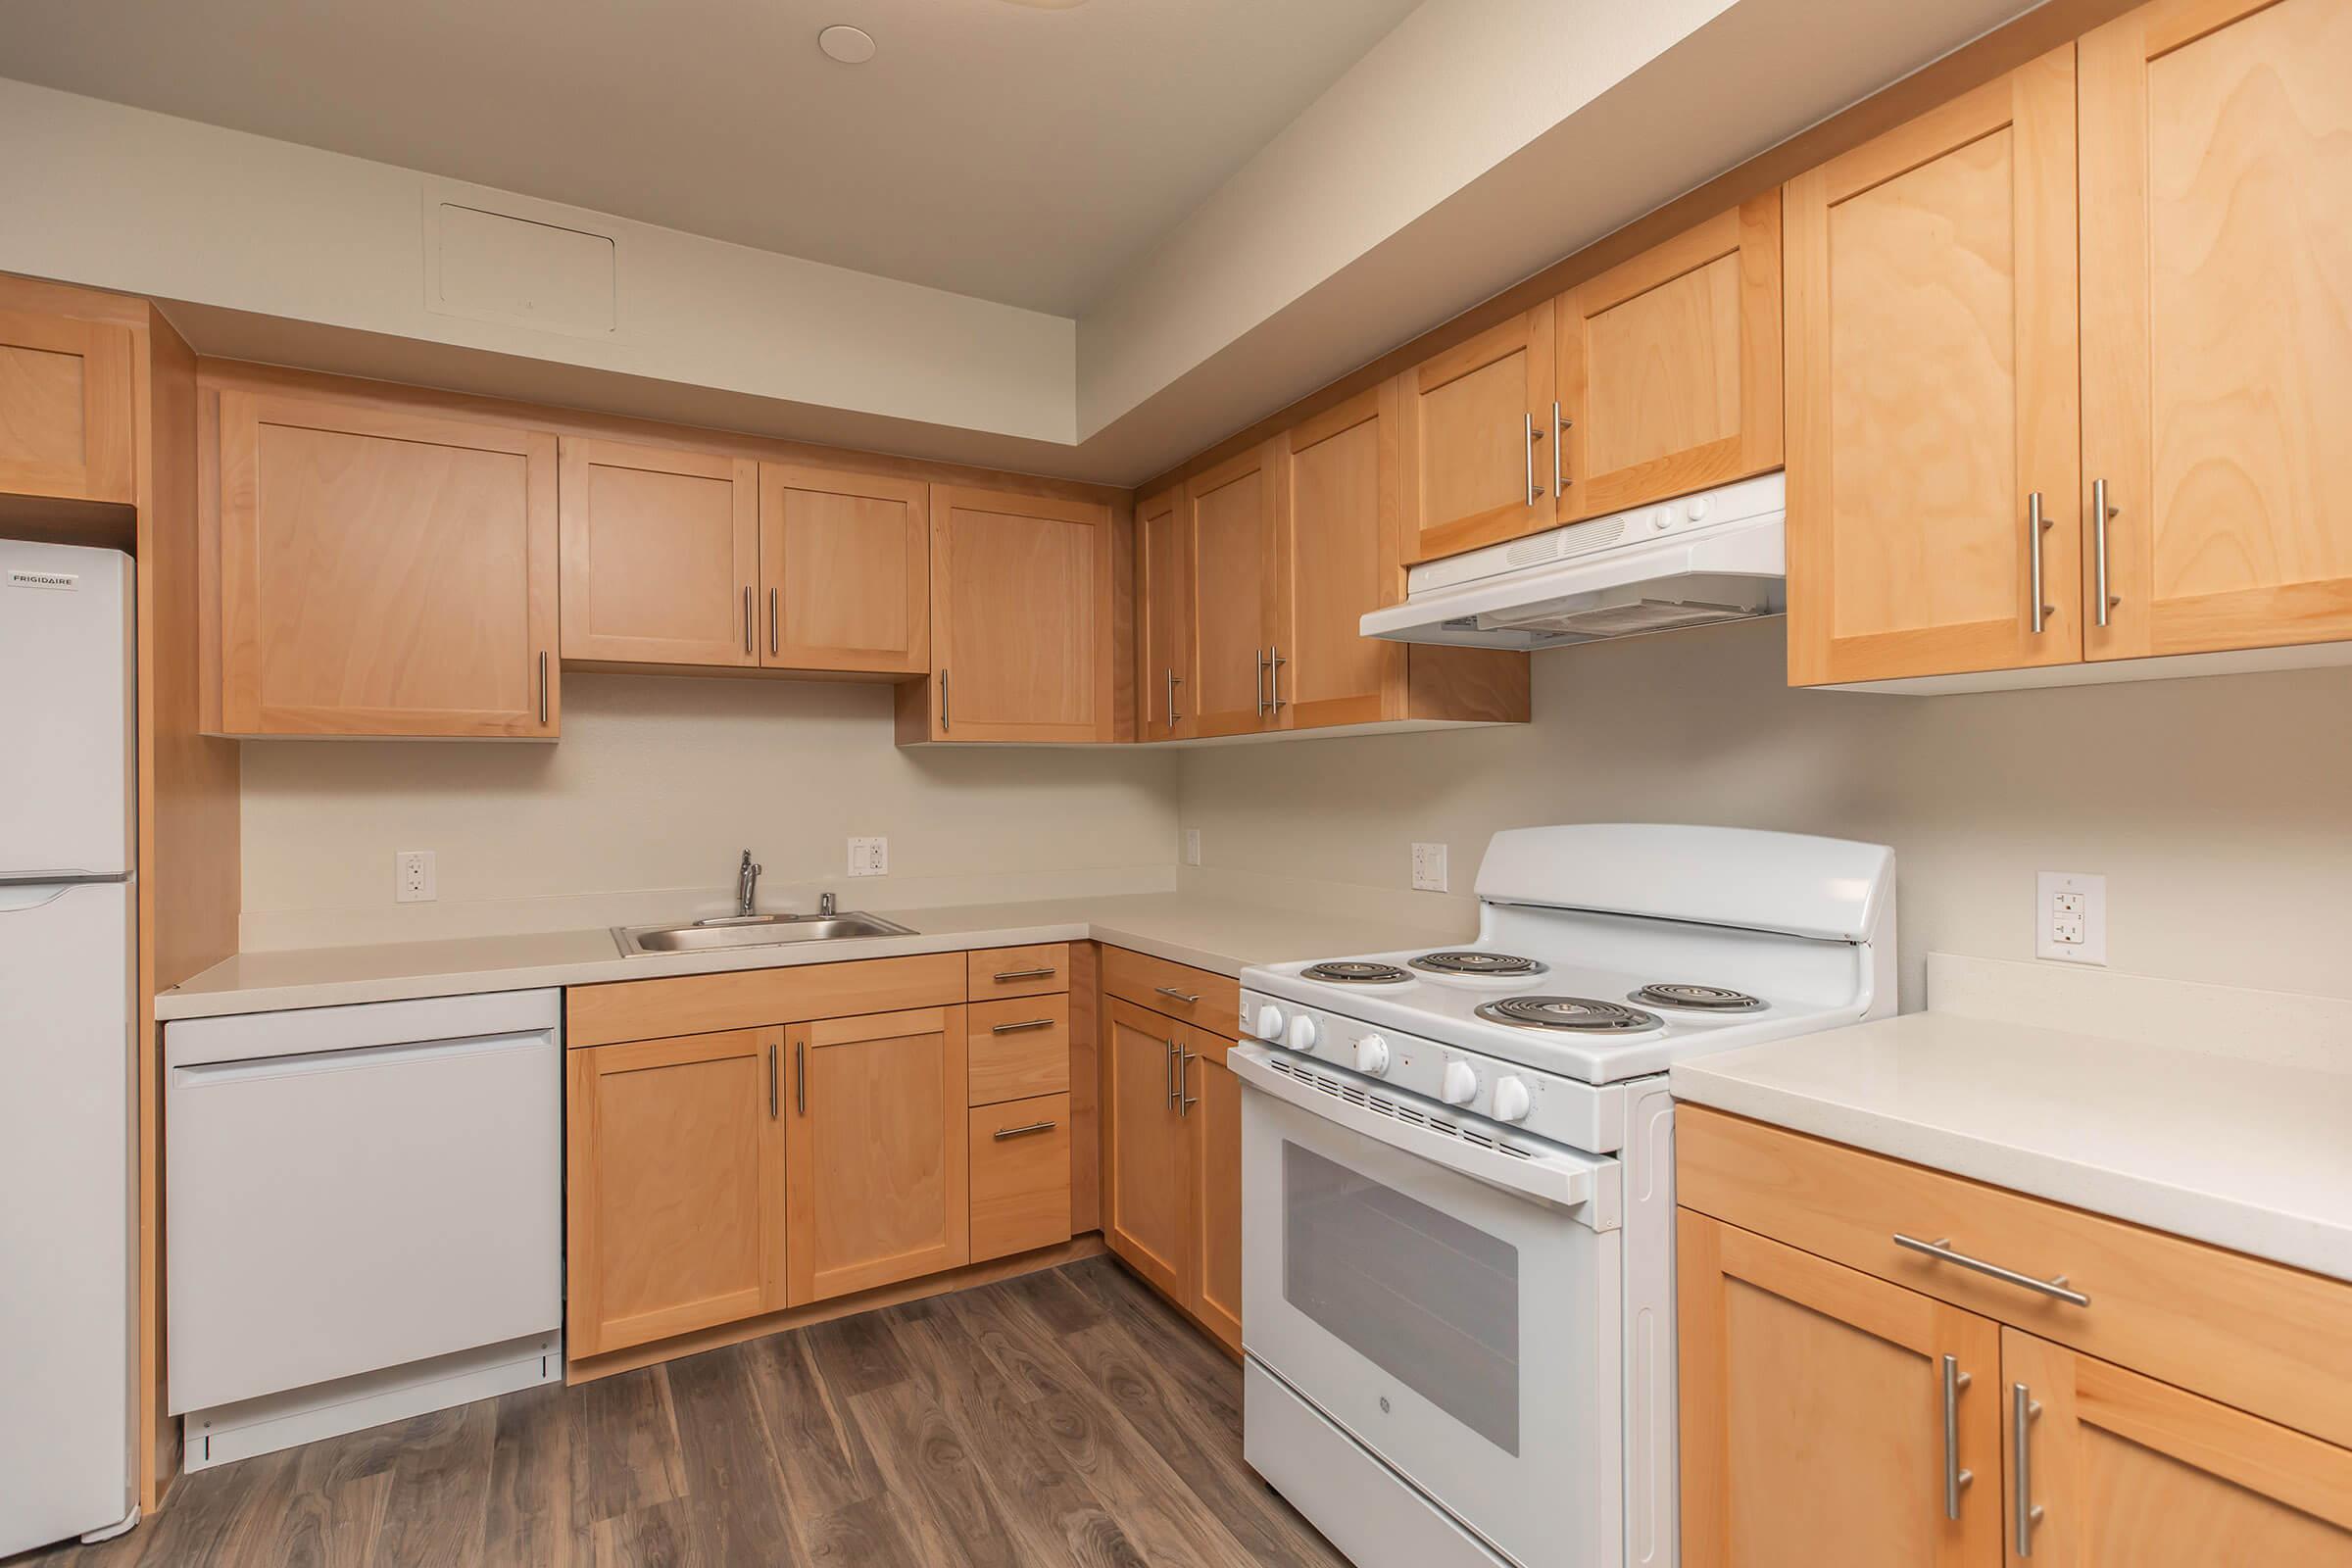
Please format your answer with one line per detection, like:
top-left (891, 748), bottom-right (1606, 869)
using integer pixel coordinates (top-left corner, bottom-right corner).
top-left (14, 1257), bottom-right (1346, 1568)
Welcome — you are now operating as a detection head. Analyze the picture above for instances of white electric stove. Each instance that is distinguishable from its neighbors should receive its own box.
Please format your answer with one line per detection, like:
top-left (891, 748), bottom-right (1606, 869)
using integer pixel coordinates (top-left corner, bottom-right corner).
top-left (1231, 823), bottom-right (1895, 1568)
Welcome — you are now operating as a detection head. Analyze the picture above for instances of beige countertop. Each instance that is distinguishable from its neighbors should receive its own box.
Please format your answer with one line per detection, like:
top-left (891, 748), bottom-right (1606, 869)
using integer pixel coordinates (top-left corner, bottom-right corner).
top-left (156, 892), bottom-right (1472, 1021)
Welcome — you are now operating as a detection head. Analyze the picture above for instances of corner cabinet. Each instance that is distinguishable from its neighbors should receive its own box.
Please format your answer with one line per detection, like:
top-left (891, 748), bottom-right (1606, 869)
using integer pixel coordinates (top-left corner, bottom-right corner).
top-left (209, 391), bottom-right (561, 738)
top-left (0, 306), bottom-right (135, 507)
top-left (898, 484), bottom-right (1117, 743)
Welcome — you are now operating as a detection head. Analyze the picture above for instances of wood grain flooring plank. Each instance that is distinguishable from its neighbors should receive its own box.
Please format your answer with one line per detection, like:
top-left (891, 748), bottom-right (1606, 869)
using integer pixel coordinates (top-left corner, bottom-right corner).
top-left (570, 1366), bottom-right (690, 1527)
top-left (368, 1399), bottom-right (496, 1568)
top-left (796, 1312), bottom-right (910, 1399)
top-left (737, 1329), bottom-right (885, 1562)
top-left (484, 1380), bottom-right (580, 1568)
top-left (662, 1346), bottom-right (798, 1568)
top-left (844, 1378), bottom-right (1024, 1568)
top-left (583, 1497), bottom-right (705, 1568)
top-left (796, 1495), bottom-right (921, 1568)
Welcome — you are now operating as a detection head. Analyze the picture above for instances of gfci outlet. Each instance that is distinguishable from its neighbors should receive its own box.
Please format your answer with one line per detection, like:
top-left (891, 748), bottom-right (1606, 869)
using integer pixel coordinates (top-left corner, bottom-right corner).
top-left (848, 837), bottom-right (888, 877)
top-left (2034, 870), bottom-right (2107, 965)
top-left (395, 850), bottom-right (437, 904)
top-left (1411, 842), bottom-right (1448, 893)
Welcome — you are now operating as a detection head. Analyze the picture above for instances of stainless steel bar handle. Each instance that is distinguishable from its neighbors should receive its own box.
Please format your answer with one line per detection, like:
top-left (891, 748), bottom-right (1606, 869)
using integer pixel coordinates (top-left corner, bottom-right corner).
top-left (795, 1041), bottom-right (806, 1116)
top-left (1153, 985), bottom-right (1201, 1004)
top-left (940, 668), bottom-right (950, 732)
top-left (537, 652), bottom-right (550, 726)
top-left (769, 587), bottom-right (780, 655)
top-left (1268, 646), bottom-right (1285, 711)
top-left (1894, 1234), bottom-right (2089, 1306)
top-left (2013, 1383), bottom-right (2044, 1556)
top-left (767, 1041), bottom-right (779, 1120)
top-left (1253, 648), bottom-right (1267, 717)
top-left (1523, 412), bottom-right (1541, 506)
top-left (1164, 1037), bottom-right (1179, 1108)
top-left (744, 586), bottom-right (754, 655)
top-left (2029, 491), bottom-right (2053, 633)
top-left (2093, 478), bottom-right (2117, 628)
top-left (1179, 1046), bottom-right (1199, 1114)
top-left (1551, 402), bottom-right (1568, 499)
top-left (993, 966), bottom-right (1056, 982)
top-left (990, 1017), bottom-right (1055, 1035)
top-left (1942, 1353), bottom-right (1974, 1521)
top-left (1165, 666), bottom-right (1182, 727)
top-left (992, 1120), bottom-right (1058, 1141)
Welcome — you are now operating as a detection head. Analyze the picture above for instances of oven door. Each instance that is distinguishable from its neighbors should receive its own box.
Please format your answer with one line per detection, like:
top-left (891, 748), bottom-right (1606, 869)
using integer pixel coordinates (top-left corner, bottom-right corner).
top-left (1236, 1044), bottom-right (1622, 1568)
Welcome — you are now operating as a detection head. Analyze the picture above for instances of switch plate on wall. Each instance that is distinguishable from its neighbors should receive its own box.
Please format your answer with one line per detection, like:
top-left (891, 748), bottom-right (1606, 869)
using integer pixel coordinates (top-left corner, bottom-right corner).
top-left (395, 850), bottom-right (436, 904)
top-left (1411, 842), bottom-right (1448, 893)
top-left (848, 837), bottom-right (888, 877)
top-left (2034, 870), bottom-right (2106, 964)
top-left (1183, 828), bottom-right (1201, 866)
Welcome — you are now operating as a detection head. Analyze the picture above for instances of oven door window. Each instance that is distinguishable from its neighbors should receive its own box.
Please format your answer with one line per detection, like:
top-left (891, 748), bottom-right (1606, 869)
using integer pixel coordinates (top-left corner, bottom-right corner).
top-left (1283, 1140), bottom-right (1520, 1455)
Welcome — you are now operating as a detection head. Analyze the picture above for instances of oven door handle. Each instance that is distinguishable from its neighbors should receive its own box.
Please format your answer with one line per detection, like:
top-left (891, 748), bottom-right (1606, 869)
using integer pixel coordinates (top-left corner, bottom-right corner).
top-left (1228, 1041), bottom-right (1615, 1226)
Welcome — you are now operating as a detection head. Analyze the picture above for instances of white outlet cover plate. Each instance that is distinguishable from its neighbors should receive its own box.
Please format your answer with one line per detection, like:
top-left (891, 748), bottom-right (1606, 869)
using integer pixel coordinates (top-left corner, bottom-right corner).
top-left (1183, 828), bottom-right (1201, 867)
top-left (848, 837), bottom-right (887, 877)
top-left (395, 850), bottom-right (437, 905)
top-left (2034, 869), bottom-right (2107, 965)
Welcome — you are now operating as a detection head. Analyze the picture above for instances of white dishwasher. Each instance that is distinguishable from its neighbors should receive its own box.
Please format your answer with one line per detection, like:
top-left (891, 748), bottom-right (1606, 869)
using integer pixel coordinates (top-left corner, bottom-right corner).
top-left (165, 989), bottom-right (563, 1468)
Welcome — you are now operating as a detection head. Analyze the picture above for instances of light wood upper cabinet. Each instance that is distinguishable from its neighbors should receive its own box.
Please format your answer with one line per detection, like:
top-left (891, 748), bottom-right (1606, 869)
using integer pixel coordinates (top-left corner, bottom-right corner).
top-left (1785, 48), bottom-right (2083, 687)
top-left (1275, 381), bottom-right (1405, 731)
top-left (565, 1028), bottom-right (788, 1359)
top-left (1186, 440), bottom-right (1282, 739)
top-left (0, 307), bottom-right (134, 507)
top-left (1679, 1210), bottom-right (2005, 1566)
top-left (759, 462), bottom-right (929, 675)
top-left (1136, 484), bottom-right (1193, 740)
top-left (1557, 194), bottom-right (1782, 520)
top-left (213, 391), bottom-right (560, 737)
top-left (2079, 0), bottom-right (2352, 662)
top-left (1102, 998), bottom-right (1190, 1300)
top-left (1400, 305), bottom-right (1555, 564)
top-left (1185, 1037), bottom-right (1243, 1354)
top-left (784, 1004), bottom-right (969, 1303)
top-left (900, 484), bottom-right (1114, 743)
top-left (558, 438), bottom-right (758, 668)
top-left (2001, 1329), bottom-right (2352, 1566)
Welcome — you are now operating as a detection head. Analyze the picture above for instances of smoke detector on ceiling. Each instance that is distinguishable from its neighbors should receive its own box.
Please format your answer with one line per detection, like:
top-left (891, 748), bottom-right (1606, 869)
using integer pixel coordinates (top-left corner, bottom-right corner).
top-left (816, 24), bottom-right (876, 64)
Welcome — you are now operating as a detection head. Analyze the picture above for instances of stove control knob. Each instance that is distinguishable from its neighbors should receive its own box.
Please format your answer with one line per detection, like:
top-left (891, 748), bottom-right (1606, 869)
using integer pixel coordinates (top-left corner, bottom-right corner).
top-left (1493, 1076), bottom-right (1533, 1123)
top-left (1254, 1003), bottom-right (1287, 1042)
top-left (1439, 1058), bottom-right (1480, 1105)
top-left (1352, 1035), bottom-right (1391, 1076)
top-left (1285, 1014), bottom-right (1320, 1053)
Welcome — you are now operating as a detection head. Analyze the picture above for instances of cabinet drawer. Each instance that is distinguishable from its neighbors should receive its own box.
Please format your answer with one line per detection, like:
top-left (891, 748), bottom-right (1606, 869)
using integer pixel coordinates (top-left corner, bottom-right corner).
top-left (966, 943), bottom-right (1069, 1001)
top-left (1102, 946), bottom-right (1240, 1035)
top-left (969, 1093), bottom-right (1072, 1262)
top-left (565, 953), bottom-right (964, 1048)
top-left (1677, 1105), bottom-right (2352, 1449)
top-left (966, 995), bottom-right (1069, 1106)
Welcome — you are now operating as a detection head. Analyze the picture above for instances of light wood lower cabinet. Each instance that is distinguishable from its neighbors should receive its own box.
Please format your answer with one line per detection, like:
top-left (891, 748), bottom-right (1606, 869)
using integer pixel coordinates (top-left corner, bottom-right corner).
top-left (785, 1004), bottom-right (970, 1303)
top-left (969, 1092), bottom-right (1073, 1263)
top-left (564, 1028), bottom-right (789, 1359)
top-left (0, 305), bottom-right (134, 506)
top-left (1102, 979), bottom-right (1244, 1355)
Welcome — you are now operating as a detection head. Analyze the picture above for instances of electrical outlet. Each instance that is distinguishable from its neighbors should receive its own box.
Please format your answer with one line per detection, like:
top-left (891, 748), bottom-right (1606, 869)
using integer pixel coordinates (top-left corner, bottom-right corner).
top-left (395, 850), bottom-right (437, 904)
top-left (848, 837), bottom-right (888, 878)
top-left (1411, 842), bottom-right (1448, 893)
top-left (1183, 828), bottom-right (1201, 866)
top-left (2034, 870), bottom-right (2107, 965)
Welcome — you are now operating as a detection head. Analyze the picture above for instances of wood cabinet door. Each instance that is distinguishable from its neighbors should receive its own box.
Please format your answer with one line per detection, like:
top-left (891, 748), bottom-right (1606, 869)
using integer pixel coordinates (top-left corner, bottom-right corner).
top-left (1274, 381), bottom-right (1404, 731)
top-left (1556, 194), bottom-right (1782, 519)
top-left (1102, 999), bottom-right (1190, 1299)
top-left (565, 1028), bottom-right (788, 1359)
top-left (919, 484), bottom-right (1113, 742)
top-left (1679, 1211), bottom-right (2005, 1567)
top-left (1784, 49), bottom-right (2083, 686)
top-left (760, 462), bottom-right (929, 674)
top-left (1186, 439), bottom-right (1281, 738)
top-left (216, 391), bottom-right (560, 737)
top-left (0, 308), bottom-right (134, 506)
top-left (2001, 1329), bottom-right (2352, 1567)
top-left (1184, 1032), bottom-right (1243, 1354)
top-left (1399, 305), bottom-right (1555, 564)
top-left (2080, 0), bottom-right (2352, 662)
top-left (1136, 484), bottom-right (1193, 740)
top-left (785, 1004), bottom-right (969, 1303)
top-left (558, 438), bottom-right (758, 667)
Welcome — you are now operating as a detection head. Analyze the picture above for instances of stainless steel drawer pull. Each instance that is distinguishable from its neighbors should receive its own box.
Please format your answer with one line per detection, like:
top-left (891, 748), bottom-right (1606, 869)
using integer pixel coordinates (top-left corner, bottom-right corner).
top-left (992, 1120), bottom-right (1057, 1141)
top-left (2028, 491), bottom-right (2054, 633)
top-left (767, 1041), bottom-right (778, 1120)
top-left (743, 586), bottom-right (754, 655)
top-left (992, 966), bottom-right (1056, 982)
top-left (769, 587), bottom-right (780, 655)
top-left (795, 1041), bottom-right (806, 1117)
top-left (1153, 985), bottom-right (1202, 1004)
top-left (1893, 1234), bottom-right (2089, 1306)
top-left (2093, 477), bottom-right (2119, 628)
top-left (2013, 1382), bottom-right (2044, 1556)
top-left (990, 1017), bottom-right (1055, 1035)
top-left (1941, 1353), bottom-right (1974, 1521)
top-left (537, 652), bottom-right (550, 726)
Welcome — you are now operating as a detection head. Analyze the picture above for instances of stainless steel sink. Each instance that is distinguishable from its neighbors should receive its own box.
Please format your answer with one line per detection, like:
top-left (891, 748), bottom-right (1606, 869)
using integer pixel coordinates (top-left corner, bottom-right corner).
top-left (612, 911), bottom-right (916, 957)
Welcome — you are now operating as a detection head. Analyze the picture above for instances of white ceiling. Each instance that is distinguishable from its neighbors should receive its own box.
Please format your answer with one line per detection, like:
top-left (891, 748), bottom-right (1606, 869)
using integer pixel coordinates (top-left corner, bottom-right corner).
top-left (0, 0), bottom-right (1420, 317)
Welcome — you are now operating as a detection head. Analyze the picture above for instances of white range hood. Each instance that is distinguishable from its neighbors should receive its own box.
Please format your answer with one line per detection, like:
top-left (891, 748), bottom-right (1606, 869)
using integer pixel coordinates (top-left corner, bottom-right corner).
top-left (1362, 471), bottom-right (1786, 649)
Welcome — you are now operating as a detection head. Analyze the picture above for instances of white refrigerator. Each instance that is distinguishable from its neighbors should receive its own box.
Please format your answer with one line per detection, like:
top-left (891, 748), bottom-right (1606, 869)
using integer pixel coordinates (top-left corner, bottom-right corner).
top-left (1, 540), bottom-right (137, 1553)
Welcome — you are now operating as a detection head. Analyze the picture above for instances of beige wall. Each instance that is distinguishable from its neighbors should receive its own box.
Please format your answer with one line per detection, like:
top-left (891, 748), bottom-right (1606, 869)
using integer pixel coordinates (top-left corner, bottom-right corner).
top-left (240, 673), bottom-right (1179, 950)
top-left (1175, 618), bottom-right (2352, 1006)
